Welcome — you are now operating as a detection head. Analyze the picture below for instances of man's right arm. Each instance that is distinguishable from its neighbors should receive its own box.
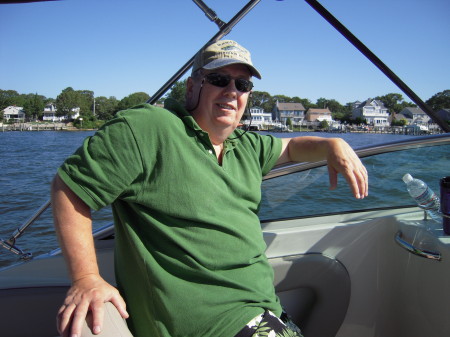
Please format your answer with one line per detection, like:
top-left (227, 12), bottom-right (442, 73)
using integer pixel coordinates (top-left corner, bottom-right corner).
top-left (51, 174), bottom-right (128, 337)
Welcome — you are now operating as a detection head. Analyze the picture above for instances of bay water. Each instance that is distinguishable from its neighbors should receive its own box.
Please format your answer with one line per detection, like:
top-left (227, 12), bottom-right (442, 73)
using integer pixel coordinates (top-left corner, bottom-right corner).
top-left (0, 130), bottom-right (416, 268)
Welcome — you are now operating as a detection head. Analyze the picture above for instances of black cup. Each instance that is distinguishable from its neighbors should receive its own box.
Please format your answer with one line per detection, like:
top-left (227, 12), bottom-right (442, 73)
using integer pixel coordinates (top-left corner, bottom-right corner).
top-left (440, 176), bottom-right (450, 235)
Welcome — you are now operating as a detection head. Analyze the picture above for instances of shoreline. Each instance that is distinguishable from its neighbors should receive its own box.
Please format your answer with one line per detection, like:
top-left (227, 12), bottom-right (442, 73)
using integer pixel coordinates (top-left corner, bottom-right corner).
top-left (0, 122), bottom-right (95, 132)
top-left (0, 122), bottom-right (443, 136)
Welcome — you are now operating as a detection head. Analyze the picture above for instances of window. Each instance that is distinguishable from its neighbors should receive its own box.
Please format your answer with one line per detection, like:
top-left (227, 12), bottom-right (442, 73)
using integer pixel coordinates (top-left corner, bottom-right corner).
top-left (259, 144), bottom-right (449, 221)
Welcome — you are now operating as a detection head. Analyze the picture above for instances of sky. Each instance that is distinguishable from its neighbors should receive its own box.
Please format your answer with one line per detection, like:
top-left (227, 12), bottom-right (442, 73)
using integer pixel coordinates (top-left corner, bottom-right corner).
top-left (1, 0), bottom-right (449, 105)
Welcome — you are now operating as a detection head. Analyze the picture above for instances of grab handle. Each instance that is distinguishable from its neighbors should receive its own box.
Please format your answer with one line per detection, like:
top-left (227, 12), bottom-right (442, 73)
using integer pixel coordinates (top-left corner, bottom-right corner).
top-left (395, 231), bottom-right (441, 261)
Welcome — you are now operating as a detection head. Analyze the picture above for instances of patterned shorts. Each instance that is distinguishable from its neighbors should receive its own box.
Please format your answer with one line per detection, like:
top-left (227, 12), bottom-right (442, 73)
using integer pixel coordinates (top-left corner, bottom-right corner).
top-left (234, 310), bottom-right (304, 337)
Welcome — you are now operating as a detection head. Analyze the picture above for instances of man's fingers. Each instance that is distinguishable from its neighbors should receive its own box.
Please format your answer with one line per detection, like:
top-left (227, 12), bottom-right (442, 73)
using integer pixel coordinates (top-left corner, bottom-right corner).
top-left (328, 165), bottom-right (338, 191)
top-left (110, 296), bottom-right (129, 319)
top-left (57, 304), bottom-right (74, 337)
top-left (70, 301), bottom-right (91, 337)
top-left (88, 300), bottom-right (105, 335)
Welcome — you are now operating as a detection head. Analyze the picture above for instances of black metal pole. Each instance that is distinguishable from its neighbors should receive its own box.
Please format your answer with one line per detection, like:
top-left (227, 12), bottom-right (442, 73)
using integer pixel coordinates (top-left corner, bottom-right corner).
top-left (304, 0), bottom-right (449, 132)
top-left (147, 0), bottom-right (261, 105)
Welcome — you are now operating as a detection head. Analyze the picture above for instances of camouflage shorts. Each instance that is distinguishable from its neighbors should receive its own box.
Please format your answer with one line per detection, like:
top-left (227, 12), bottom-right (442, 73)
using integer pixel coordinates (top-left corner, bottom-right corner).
top-left (234, 310), bottom-right (303, 337)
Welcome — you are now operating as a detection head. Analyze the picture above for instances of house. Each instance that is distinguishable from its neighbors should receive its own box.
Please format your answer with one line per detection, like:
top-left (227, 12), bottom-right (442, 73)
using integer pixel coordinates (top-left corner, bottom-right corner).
top-left (399, 107), bottom-right (430, 125)
top-left (352, 99), bottom-right (389, 126)
top-left (305, 108), bottom-right (333, 123)
top-left (243, 106), bottom-right (272, 130)
top-left (2, 106), bottom-right (25, 122)
top-left (43, 103), bottom-right (80, 122)
top-left (391, 113), bottom-right (411, 125)
top-left (273, 101), bottom-right (306, 124)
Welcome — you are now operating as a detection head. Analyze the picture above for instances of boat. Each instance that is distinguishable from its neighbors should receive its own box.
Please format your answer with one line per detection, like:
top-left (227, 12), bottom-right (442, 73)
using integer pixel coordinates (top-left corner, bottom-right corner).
top-left (1, 1), bottom-right (449, 337)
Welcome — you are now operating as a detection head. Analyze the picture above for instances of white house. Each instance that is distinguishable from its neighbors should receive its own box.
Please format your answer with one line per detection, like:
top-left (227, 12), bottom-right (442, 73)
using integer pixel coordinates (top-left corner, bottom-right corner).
top-left (399, 107), bottom-right (431, 125)
top-left (2, 106), bottom-right (25, 122)
top-left (242, 106), bottom-right (272, 130)
top-left (352, 99), bottom-right (389, 126)
top-left (43, 103), bottom-right (80, 121)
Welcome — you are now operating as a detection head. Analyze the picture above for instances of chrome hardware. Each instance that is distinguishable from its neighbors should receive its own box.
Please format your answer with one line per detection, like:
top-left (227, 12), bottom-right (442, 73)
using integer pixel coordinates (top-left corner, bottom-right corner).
top-left (0, 199), bottom-right (51, 260)
top-left (394, 231), bottom-right (441, 261)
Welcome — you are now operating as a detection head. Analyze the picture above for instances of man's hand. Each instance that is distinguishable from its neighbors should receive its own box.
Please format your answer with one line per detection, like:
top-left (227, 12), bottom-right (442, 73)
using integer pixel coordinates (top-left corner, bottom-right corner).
top-left (278, 136), bottom-right (368, 199)
top-left (57, 274), bottom-right (129, 337)
top-left (325, 138), bottom-right (368, 199)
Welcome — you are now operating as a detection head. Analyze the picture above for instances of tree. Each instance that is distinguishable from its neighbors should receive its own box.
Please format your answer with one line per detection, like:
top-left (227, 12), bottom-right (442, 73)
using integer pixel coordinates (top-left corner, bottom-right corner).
top-left (426, 90), bottom-right (450, 111)
top-left (167, 79), bottom-right (187, 106)
top-left (272, 94), bottom-right (291, 103)
top-left (391, 118), bottom-right (407, 126)
top-left (95, 96), bottom-right (119, 121)
top-left (286, 117), bottom-right (292, 128)
top-left (118, 92), bottom-right (150, 111)
top-left (251, 91), bottom-right (274, 112)
top-left (319, 120), bottom-right (329, 129)
top-left (55, 87), bottom-right (80, 120)
top-left (291, 96), bottom-right (314, 110)
top-left (374, 93), bottom-right (415, 114)
top-left (23, 93), bottom-right (45, 120)
top-left (76, 90), bottom-right (94, 115)
top-left (316, 97), bottom-right (328, 109)
top-left (0, 89), bottom-right (20, 110)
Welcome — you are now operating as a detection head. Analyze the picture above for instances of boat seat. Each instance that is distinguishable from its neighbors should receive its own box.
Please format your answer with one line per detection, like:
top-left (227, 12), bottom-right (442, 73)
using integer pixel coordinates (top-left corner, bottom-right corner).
top-left (271, 253), bottom-right (351, 337)
top-left (0, 285), bottom-right (69, 337)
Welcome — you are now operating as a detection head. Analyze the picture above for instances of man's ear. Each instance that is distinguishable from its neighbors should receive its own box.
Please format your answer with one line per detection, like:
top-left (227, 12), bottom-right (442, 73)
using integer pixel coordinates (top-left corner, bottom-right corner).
top-left (186, 77), bottom-right (194, 98)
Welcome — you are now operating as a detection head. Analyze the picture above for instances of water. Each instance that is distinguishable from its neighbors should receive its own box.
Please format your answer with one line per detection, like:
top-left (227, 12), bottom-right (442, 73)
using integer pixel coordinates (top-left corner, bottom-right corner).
top-left (0, 130), bottom-right (417, 268)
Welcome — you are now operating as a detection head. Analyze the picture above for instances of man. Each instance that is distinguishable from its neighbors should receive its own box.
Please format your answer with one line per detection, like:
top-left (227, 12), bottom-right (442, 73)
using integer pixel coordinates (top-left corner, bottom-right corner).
top-left (52, 40), bottom-right (368, 337)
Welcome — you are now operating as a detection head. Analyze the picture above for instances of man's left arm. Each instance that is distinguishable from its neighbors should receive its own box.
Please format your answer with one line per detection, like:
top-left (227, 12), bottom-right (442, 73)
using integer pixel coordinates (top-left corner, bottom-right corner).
top-left (276, 136), bottom-right (368, 199)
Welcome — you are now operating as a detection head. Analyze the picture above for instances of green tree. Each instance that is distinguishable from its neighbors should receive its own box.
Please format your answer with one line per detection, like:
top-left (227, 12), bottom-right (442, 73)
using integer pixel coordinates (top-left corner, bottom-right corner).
top-left (272, 94), bottom-right (291, 103)
top-left (291, 96), bottom-right (314, 110)
top-left (286, 117), bottom-right (292, 128)
top-left (354, 117), bottom-right (367, 125)
top-left (55, 87), bottom-right (80, 120)
top-left (426, 90), bottom-right (450, 111)
top-left (95, 96), bottom-right (119, 120)
top-left (251, 91), bottom-right (274, 112)
top-left (167, 79), bottom-right (187, 106)
top-left (0, 89), bottom-right (20, 110)
top-left (23, 93), bottom-right (45, 120)
top-left (316, 97), bottom-right (328, 109)
top-left (319, 120), bottom-right (329, 129)
top-left (375, 93), bottom-right (415, 114)
top-left (118, 92), bottom-right (150, 111)
top-left (76, 90), bottom-right (94, 115)
top-left (391, 119), bottom-right (407, 126)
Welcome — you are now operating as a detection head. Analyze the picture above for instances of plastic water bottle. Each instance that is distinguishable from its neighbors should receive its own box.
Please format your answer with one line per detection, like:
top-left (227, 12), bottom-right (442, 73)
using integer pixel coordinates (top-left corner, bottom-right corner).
top-left (403, 173), bottom-right (440, 222)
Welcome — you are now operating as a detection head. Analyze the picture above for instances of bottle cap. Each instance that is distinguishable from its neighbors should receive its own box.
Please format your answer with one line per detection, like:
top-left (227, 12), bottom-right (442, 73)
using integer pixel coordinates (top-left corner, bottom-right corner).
top-left (440, 176), bottom-right (450, 188)
top-left (403, 173), bottom-right (413, 183)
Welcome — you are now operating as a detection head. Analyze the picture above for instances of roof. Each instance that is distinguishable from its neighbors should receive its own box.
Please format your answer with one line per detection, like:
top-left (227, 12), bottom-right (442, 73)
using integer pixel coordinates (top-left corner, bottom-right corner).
top-left (306, 108), bottom-right (332, 114)
top-left (356, 99), bottom-right (386, 109)
top-left (400, 107), bottom-right (425, 115)
top-left (392, 113), bottom-right (411, 121)
top-left (277, 102), bottom-right (305, 111)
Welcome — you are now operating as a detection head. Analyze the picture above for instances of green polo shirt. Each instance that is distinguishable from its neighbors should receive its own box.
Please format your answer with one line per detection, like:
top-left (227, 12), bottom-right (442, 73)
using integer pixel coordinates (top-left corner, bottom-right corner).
top-left (58, 98), bottom-right (283, 337)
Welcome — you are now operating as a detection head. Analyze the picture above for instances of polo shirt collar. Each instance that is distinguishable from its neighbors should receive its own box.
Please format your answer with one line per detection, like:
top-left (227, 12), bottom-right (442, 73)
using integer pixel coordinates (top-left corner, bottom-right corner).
top-left (164, 98), bottom-right (240, 149)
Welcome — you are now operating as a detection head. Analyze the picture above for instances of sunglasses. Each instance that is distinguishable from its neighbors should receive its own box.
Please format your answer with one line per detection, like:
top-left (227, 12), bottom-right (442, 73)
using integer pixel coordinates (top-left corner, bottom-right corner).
top-left (204, 73), bottom-right (254, 93)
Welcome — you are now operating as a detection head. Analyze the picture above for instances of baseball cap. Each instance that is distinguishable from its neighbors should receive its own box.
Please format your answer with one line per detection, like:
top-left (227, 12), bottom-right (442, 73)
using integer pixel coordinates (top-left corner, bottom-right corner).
top-left (192, 40), bottom-right (262, 79)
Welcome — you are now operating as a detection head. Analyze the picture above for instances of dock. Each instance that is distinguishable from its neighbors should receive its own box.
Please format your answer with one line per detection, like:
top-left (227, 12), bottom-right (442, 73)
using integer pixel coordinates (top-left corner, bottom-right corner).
top-left (1, 123), bottom-right (68, 132)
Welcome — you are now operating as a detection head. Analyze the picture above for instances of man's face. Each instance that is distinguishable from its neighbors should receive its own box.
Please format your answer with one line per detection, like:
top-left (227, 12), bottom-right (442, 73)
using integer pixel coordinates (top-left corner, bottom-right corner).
top-left (187, 64), bottom-right (252, 136)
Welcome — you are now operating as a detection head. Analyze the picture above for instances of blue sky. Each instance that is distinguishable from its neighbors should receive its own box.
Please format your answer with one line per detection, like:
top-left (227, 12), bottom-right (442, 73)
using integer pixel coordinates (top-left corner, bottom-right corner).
top-left (1, 0), bottom-right (449, 105)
